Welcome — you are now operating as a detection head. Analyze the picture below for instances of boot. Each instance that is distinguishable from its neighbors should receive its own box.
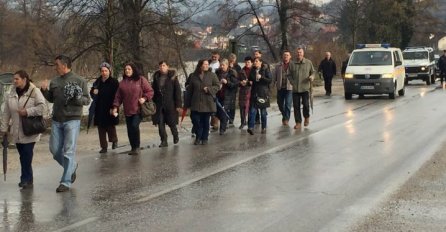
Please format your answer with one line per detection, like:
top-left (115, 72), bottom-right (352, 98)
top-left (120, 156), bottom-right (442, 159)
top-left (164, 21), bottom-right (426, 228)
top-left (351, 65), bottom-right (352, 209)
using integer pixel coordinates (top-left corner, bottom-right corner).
top-left (159, 141), bottom-right (168, 147)
top-left (112, 142), bottom-right (118, 149)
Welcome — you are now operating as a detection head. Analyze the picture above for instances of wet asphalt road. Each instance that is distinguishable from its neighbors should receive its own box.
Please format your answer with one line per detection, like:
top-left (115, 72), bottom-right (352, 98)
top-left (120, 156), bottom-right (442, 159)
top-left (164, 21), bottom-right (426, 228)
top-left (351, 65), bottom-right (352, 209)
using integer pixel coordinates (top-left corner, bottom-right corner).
top-left (2, 81), bottom-right (446, 232)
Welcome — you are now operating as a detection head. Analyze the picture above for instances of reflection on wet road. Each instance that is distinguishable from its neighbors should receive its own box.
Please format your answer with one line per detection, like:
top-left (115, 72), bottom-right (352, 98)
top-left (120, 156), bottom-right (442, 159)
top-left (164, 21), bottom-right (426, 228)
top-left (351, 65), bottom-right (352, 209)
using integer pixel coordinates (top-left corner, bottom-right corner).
top-left (2, 84), bottom-right (446, 231)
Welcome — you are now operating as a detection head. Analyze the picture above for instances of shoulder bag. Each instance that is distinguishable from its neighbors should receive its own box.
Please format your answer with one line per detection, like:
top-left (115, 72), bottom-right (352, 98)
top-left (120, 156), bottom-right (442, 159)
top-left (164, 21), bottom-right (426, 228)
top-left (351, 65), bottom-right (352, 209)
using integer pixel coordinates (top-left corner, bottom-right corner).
top-left (139, 78), bottom-right (156, 117)
top-left (21, 88), bottom-right (49, 136)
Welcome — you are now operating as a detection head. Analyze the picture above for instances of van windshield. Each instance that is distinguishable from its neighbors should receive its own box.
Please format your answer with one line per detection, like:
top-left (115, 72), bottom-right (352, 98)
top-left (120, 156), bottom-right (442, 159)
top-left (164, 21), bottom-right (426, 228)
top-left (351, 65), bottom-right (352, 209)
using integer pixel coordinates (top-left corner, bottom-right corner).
top-left (349, 51), bottom-right (392, 66)
top-left (403, 51), bottom-right (428, 60)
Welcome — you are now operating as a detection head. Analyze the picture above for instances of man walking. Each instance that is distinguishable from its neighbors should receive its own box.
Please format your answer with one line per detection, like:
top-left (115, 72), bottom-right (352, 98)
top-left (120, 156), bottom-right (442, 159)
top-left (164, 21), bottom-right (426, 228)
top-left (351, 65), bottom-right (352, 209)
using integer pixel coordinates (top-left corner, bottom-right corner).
top-left (41, 55), bottom-right (90, 192)
top-left (439, 50), bottom-right (446, 85)
top-left (289, 48), bottom-right (315, 129)
top-left (273, 50), bottom-right (293, 126)
top-left (318, 51), bottom-right (337, 96)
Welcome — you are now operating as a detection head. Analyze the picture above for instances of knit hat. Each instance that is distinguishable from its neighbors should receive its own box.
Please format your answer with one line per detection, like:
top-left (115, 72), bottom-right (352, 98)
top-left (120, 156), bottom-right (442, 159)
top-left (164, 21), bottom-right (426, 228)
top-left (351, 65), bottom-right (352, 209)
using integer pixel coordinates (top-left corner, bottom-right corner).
top-left (99, 62), bottom-right (111, 71)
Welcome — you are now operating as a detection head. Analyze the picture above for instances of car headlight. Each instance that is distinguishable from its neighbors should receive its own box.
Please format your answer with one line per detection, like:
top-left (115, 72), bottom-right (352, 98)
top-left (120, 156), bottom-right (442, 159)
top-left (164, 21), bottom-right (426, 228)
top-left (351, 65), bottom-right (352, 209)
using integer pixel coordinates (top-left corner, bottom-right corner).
top-left (382, 73), bottom-right (393, 78)
top-left (344, 73), bottom-right (353, 78)
top-left (421, 67), bottom-right (426, 71)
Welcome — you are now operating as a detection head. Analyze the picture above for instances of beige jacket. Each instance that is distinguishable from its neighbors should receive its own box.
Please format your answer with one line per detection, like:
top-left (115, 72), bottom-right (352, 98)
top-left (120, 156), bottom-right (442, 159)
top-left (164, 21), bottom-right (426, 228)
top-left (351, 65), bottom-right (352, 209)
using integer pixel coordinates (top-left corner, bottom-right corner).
top-left (1, 83), bottom-right (47, 144)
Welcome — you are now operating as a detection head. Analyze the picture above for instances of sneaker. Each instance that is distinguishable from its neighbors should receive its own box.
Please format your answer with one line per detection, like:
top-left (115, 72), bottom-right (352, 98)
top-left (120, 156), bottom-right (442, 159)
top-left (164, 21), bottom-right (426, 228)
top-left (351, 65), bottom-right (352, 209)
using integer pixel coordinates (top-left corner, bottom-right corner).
top-left (99, 148), bottom-right (107, 153)
top-left (239, 124), bottom-right (245, 129)
top-left (201, 140), bottom-right (208, 145)
top-left (294, 123), bottom-right (302, 129)
top-left (159, 141), bottom-right (168, 147)
top-left (304, 117), bottom-right (310, 127)
top-left (247, 128), bottom-right (254, 135)
top-left (56, 184), bottom-right (70, 193)
top-left (194, 139), bottom-right (201, 145)
top-left (21, 182), bottom-right (34, 189)
top-left (219, 130), bottom-right (225, 135)
top-left (261, 128), bottom-right (266, 134)
top-left (18, 181), bottom-right (33, 189)
top-left (71, 163), bottom-right (78, 183)
top-left (112, 142), bottom-right (118, 149)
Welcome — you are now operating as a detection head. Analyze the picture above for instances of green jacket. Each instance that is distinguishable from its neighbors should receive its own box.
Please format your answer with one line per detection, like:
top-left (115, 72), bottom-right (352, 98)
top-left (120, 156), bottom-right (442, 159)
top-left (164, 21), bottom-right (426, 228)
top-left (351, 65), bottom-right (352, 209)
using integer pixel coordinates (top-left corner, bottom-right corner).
top-left (288, 58), bottom-right (315, 93)
top-left (42, 71), bottom-right (91, 122)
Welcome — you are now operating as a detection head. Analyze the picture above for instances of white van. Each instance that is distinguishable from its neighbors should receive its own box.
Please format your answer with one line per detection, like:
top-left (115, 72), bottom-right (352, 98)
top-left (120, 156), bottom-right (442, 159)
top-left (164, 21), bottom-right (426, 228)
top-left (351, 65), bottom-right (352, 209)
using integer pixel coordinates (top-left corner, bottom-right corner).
top-left (344, 44), bottom-right (406, 99)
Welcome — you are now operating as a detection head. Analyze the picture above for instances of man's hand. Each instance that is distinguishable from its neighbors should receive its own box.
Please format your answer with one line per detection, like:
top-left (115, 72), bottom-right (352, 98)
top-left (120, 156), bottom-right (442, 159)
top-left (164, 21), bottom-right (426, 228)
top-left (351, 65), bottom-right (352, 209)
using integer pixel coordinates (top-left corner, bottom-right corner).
top-left (93, 89), bottom-right (99, 95)
top-left (221, 79), bottom-right (228, 84)
top-left (203, 87), bottom-right (209, 93)
top-left (40, 79), bottom-right (49, 90)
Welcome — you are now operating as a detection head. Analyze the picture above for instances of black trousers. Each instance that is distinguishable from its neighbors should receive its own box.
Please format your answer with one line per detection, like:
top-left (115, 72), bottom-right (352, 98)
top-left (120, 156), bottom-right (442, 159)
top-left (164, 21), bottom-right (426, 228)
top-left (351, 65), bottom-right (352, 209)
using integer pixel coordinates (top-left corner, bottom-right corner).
top-left (323, 75), bottom-right (333, 94)
top-left (125, 114), bottom-right (141, 150)
top-left (292, 92), bottom-right (310, 123)
top-left (158, 109), bottom-right (178, 142)
top-left (16, 142), bottom-right (35, 183)
top-left (98, 125), bottom-right (118, 149)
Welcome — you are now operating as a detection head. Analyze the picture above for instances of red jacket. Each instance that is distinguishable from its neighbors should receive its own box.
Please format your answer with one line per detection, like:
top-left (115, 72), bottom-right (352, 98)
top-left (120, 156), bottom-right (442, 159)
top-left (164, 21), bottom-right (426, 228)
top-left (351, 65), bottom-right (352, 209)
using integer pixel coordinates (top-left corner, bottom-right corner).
top-left (113, 76), bottom-right (154, 116)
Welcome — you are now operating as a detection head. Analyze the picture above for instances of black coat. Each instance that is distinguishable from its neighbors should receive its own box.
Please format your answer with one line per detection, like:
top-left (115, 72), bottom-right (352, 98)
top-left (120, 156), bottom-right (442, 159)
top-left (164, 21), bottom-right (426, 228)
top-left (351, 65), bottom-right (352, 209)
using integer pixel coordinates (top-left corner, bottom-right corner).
top-left (249, 66), bottom-right (272, 108)
top-left (319, 58), bottom-right (337, 78)
top-left (151, 70), bottom-right (182, 126)
top-left (216, 68), bottom-right (239, 110)
top-left (91, 76), bottom-right (119, 127)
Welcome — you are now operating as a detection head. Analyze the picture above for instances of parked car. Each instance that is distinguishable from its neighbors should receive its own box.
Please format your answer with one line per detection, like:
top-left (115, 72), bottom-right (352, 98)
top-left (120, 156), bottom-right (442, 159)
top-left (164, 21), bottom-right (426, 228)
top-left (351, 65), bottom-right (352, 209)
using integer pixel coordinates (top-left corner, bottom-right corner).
top-left (0, 73), bottom-right (14, 114)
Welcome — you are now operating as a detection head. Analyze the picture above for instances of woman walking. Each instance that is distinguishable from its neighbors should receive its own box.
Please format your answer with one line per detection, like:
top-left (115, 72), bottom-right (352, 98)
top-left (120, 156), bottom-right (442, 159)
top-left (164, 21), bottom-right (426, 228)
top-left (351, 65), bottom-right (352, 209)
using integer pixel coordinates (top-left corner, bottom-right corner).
top-left (151, 61), bottom-right (182, 147)
top-left (215, 58), bottom-right (239, 135)
top-left (238, 56), bottom-right (253, 129)
top-left (90, 62), bottom-right (119, 153)
top-left (247, 58), bottom-right (272, 135)
top-left (0, 70), bottom-right (47, 188)
top-left (185, 59), bottom-right (219, 145)
top-left (112, 62), bottom-right (154, 155)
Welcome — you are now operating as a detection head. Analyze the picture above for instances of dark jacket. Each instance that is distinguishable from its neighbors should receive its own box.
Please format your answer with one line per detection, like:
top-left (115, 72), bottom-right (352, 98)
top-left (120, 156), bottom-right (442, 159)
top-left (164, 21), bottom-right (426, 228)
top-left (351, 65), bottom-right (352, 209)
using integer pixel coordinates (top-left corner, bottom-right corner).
top-left (41, 71), bottom-right (91, 122)
top-left (238, 66), bottom-right (251, 108)
top-left (186, 71), bottom-right (220, 113)
top-left (90, 76), bottom-right (119, 127)
top-left (151, 70), bottom-right (182, 126)
top-left (319, 58), bottom-right (337, 78)
top-left (215, 68), bottom-right (239, 110)
top-left (249, 65), bottom-right (272, 108)
top-left (439, 55), bottom-right (446, 73)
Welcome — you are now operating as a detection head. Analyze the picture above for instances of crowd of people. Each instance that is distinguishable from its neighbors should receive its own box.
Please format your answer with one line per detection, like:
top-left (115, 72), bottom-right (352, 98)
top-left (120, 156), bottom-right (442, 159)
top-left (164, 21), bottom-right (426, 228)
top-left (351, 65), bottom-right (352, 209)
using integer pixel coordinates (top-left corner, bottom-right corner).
top-left (1, 47), bottom-right (341, 192)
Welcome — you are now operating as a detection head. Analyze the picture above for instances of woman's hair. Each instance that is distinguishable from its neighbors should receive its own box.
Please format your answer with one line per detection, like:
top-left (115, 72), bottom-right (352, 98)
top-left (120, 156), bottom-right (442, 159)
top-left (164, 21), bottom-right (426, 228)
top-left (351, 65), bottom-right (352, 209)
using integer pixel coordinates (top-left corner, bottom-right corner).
top-left (123, 62), bottom-right (141, 79)
top-left (220, 58), bottom-right (229, 66)
top-left (14, 70), bottom-right (30, 83)
top-left (193, 59), bottom-right (208, 75)
top-left (253, 57), bottom-right (263, 63)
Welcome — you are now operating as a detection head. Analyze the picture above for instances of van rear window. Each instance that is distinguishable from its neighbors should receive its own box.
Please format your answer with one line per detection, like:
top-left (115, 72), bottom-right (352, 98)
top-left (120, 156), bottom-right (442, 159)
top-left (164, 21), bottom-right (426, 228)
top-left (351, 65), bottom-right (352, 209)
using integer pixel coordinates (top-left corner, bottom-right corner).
top-left (403, 51), bottom-right (428, 60)
top-left (350, 51), bottom-right (392, 66)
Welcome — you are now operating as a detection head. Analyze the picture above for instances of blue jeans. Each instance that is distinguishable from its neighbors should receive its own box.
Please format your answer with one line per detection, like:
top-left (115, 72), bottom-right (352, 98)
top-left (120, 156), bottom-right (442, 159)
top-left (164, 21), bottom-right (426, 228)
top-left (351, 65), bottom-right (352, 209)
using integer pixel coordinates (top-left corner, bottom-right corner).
top-left (50, 120), bottom-right (80, 187)
top-left (191, 111), bottom-right (212, 141)
top-left (277, 89), bottom-right (292, 121)
top-left (16, 142), bottom-right (35, 183)
top-left (125, 114), bottom-right (142, 150)
top-left (248, 106), bottom-right (267, 129)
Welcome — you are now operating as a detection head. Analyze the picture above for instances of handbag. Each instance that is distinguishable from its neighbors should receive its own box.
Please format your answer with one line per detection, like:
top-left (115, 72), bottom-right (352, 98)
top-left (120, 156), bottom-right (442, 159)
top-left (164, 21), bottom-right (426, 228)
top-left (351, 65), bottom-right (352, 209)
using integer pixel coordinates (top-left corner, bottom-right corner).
top-left (139, 78), bottom-right (156, 117)
top-left (21, 88), bottom-right (49, 136)
top-left (256, 95), bottom-right (269, 109)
